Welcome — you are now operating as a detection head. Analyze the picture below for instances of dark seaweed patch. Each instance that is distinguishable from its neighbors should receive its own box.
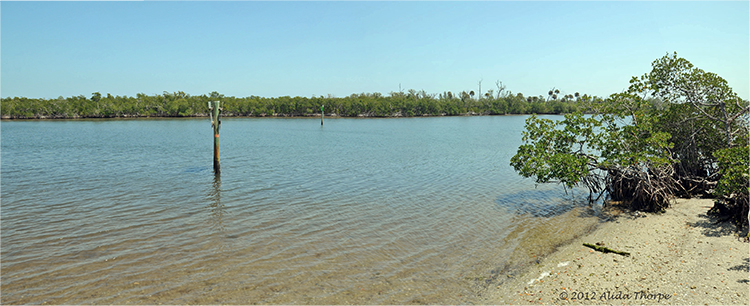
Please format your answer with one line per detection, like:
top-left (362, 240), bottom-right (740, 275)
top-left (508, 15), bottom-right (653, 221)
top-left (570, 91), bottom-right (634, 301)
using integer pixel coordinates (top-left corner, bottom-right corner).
top-left (496, 188), bottom-right (588, 217)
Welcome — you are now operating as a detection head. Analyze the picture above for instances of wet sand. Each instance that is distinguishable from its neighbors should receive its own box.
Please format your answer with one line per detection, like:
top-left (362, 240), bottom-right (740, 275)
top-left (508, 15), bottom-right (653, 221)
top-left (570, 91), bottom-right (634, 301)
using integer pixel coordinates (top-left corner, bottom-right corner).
top-left (490, 198), bottom-right (749, 305)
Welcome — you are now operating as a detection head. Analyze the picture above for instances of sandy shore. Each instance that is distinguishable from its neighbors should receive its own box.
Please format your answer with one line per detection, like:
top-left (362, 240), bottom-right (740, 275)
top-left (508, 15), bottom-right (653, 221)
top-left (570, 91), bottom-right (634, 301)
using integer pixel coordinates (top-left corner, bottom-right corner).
top-left (490, 198), bottom-right (749, 305)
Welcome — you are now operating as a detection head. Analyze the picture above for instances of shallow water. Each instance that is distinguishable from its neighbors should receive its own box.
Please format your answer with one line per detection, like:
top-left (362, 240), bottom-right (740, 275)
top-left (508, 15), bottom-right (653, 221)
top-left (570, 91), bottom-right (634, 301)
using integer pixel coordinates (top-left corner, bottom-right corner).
top-left (1, 116), bottom-right (601, 304)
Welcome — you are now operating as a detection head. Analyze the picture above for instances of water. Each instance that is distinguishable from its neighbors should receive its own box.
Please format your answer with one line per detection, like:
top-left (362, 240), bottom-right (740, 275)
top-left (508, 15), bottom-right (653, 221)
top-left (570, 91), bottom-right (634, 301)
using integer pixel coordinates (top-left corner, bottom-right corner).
top-left (1, 116), bottom-right (602, 304)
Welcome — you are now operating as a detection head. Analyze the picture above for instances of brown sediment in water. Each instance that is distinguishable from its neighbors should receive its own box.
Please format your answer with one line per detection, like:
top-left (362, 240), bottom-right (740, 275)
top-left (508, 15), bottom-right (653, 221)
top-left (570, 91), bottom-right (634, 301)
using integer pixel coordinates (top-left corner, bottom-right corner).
top-left (490, 198), bottom-right (750, 305)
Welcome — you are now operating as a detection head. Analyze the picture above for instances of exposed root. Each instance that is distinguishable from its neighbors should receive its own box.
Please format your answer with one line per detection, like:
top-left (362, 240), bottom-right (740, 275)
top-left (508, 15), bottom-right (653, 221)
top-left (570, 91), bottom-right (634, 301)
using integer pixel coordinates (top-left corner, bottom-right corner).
top-left (606, 164), bottom-right (676, 212)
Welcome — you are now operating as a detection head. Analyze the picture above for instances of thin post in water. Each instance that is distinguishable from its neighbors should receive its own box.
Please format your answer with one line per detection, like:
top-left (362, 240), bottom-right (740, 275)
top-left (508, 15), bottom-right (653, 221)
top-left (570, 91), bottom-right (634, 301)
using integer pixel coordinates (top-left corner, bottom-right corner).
top-left (208, 100), bottom-right (222, 173)
top-left (321, 104), bottom-right (324, 126)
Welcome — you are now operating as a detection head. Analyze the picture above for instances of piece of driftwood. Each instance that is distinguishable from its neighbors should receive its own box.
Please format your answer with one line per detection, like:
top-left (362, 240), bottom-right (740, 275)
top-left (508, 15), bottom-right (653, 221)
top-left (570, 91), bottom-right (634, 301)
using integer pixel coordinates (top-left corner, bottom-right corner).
top-left (583, 243), bottom-right (631, 257)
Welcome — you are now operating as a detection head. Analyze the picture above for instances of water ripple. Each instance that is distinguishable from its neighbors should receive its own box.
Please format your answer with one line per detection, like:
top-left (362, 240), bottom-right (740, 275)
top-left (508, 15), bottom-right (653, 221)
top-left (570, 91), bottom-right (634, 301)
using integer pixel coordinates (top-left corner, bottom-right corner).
top-left (2, 117), bottom-right (601, 304)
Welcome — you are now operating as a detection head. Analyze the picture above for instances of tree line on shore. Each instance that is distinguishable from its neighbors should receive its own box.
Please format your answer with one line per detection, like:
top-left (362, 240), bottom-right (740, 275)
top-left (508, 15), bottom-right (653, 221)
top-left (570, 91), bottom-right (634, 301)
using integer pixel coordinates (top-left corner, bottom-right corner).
top-left (1, 86), bottom-right (600, 119)
top-left (511, 52), bottom-right (749, 234)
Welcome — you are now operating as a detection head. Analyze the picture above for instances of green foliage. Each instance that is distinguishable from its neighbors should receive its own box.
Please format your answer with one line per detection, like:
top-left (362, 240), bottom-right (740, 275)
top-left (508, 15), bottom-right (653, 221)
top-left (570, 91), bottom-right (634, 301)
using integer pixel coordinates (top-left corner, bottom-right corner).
top-left (645, 52), bottom-right (749, 183)
top-left (511, 52), bottom-right (749, 213)
top-left (595, 92), bottom-right (674, 170)
top-left (712, 145), bottom-right (750, 232)
top-left (714, 146), bottom-right (750, 199)
top-left (510, 113), bottom-right (604, 192)
top-left (510, 100), bottom-right (676, 209)
top-left (1, 87), bottom-right (591, 119)
top-left (654, 102), bottom-right (724, 178)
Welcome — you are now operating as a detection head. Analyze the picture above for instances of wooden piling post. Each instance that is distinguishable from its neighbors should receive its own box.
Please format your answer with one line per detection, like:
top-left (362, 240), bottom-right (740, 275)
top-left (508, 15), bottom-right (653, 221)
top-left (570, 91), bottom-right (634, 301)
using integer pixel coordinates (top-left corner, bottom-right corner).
top-left (321, 104), bottom-right (324, 126)
top-left (208, 101), bottom-right (221, 173)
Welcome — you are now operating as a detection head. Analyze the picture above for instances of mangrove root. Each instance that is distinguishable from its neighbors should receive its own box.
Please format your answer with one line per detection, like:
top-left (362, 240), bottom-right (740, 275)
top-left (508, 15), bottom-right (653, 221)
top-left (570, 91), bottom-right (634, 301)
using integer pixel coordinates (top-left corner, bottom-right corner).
top-left (583, 243), bottom-right (631, 257)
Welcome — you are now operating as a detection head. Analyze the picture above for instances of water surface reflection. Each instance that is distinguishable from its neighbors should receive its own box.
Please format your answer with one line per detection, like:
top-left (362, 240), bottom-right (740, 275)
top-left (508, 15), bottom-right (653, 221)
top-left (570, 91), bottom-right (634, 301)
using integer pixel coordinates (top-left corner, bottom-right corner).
top-left (1, 117), bottom-right (604, 304)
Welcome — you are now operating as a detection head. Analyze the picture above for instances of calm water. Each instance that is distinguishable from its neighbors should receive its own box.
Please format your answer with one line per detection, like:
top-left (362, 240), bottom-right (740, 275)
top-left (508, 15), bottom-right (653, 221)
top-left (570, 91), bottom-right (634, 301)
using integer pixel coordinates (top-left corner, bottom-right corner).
top-left (1, 116), bottom-right (601, 304)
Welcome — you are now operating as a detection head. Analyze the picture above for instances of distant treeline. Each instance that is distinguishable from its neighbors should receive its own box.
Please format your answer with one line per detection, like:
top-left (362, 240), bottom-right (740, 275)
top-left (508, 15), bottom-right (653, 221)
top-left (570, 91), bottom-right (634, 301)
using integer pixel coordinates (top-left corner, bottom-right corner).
top-left (1, 88), bottom-right (603, 119)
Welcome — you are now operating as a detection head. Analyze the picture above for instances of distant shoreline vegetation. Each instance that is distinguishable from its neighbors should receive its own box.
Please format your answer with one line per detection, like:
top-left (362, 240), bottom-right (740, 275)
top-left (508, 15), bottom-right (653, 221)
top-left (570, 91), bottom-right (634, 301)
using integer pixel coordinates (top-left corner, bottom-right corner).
top-left (1, 88), bottom-right (603, 119)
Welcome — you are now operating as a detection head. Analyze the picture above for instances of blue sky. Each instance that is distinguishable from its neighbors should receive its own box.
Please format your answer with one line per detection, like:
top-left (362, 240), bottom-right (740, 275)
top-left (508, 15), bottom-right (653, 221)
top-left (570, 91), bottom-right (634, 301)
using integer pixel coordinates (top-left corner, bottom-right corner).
top-left (2, 1), bottom-right (748, 100)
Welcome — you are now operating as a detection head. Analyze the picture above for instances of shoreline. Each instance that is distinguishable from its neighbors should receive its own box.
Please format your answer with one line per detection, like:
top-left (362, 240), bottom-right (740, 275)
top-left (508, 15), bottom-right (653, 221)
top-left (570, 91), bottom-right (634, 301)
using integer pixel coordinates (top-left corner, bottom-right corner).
top-left (0, 112), bottom-right (552, 120)
top-left (490, 198), bottom-right (749, 305)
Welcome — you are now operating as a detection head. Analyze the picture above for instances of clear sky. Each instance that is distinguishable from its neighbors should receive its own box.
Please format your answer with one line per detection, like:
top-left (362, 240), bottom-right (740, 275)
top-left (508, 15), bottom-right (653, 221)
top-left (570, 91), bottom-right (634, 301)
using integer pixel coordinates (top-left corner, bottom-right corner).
top-left (2, 1), bottom-right (748, 100)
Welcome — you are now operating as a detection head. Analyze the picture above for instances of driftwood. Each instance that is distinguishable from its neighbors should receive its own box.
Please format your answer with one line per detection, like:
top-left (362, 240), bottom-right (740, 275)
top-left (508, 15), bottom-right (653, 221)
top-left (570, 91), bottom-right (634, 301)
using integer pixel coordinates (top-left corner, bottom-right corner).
top-left (583, 243), bottom-right (631, 257)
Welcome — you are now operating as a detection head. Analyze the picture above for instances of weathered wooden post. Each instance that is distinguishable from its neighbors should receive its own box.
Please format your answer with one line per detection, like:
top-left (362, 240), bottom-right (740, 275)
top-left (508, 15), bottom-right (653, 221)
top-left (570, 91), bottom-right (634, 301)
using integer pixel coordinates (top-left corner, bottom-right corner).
top-left (208, 100), bottom-right (222, 173)
top-left (321, 104), bottom-right (324, 126)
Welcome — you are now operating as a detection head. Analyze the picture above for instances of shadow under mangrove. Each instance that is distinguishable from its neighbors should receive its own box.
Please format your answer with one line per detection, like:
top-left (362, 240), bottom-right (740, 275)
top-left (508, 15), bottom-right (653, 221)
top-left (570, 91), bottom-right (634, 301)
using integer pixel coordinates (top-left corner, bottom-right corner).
top-left (688, 212), bottom-right (741, 238)
top-left (496, 187), bottom-right (598, 218)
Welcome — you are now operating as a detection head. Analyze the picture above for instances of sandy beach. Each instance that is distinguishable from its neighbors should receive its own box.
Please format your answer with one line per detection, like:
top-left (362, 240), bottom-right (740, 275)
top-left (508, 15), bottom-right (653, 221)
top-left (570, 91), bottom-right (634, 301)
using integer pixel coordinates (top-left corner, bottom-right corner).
top-left (490, 198), bottom-right (749, 305)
